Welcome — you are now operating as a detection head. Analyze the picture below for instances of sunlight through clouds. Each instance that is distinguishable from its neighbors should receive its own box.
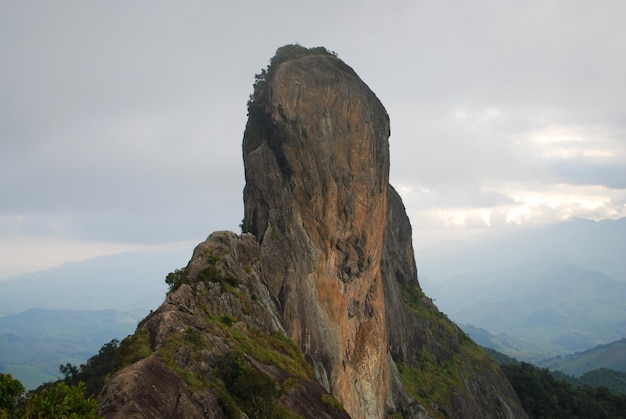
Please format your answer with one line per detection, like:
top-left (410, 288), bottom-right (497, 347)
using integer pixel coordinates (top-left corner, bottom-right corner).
top-left (407, 182), bottom-right (626, 249)
top-left (482, 182), bottom-right (625, 225)
top-left (452, 106), bottom-right (504, 125)
top-left (522, 125), bottom-right (620, 160)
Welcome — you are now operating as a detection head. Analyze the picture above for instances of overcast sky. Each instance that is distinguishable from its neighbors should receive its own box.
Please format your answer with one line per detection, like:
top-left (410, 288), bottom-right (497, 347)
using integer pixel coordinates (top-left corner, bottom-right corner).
top-left (1, 0), bottom-right (625, 279)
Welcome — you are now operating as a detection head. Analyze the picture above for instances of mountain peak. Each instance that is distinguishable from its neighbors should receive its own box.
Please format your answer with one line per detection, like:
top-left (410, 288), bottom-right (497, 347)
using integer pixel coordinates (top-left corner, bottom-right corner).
top-left (243, 45), bottom-right (391, 417)
top-left (98, 45), bottom-right (527, 419)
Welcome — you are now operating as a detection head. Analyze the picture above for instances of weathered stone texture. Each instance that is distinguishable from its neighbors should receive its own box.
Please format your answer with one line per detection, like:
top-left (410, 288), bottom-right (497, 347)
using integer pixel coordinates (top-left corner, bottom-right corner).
top-left (243, 54), bottom-right (392, 418)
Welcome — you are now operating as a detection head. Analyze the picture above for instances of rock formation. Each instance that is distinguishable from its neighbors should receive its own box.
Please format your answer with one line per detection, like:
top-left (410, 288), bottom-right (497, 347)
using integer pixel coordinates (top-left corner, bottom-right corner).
top-left (98, 45), bottom-right (528, 418)
top-left (243, 50), bottom-right (391, 418)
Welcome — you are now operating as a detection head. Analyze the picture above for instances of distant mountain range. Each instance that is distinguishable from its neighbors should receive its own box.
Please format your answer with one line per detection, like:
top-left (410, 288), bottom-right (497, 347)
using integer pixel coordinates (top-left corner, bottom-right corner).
top-left (538, 338), bottom-right (626, 376)
top-left (465, 323), bottom-right (626, 376)
top-left (460, 323), bottom-right (561, 363)
top-left (0, 308), bottom-right (146, 389)
top-left (418, 217), bottom-right (626, 358)
top-left (2, 218), bottom-right (624, 391)
top-left (0, 247), bottom-right (190, 315)
top-left (0, 247), bottom-right (190, 389)
top-left (482, 345), bottom-right (626, 395)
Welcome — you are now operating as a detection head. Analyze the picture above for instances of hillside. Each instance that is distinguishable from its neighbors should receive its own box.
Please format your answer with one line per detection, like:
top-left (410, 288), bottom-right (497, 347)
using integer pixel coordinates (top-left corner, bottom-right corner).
top-left (539, 338), bottom-right (626, 376)
top-left (460, 323), bottom-right (558, 362)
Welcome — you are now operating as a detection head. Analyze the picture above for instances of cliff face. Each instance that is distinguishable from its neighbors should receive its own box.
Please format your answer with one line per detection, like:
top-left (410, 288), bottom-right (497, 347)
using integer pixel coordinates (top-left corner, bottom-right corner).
top-left (243, 53), bottom-right (391, 418)
top-left (98, 45), bottom-right (527, 419)
top-left (100, 231), bottom-right (351, 419)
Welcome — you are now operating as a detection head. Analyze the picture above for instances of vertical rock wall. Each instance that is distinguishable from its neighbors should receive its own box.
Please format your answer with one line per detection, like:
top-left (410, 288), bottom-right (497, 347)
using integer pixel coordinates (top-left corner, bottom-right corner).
top-left (243, 55), bottom-right (391, 418)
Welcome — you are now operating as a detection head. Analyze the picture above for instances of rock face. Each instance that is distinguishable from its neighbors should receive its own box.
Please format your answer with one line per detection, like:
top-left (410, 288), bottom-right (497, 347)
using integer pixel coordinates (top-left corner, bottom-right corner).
top-left (243, 52), bottom-right (391, 418)
top-left (241, 46), bottom-right (528, 418)
top-left (99, 231), bottom-right (352, 419)
top-left (98, 45), bottom-right (528, 419)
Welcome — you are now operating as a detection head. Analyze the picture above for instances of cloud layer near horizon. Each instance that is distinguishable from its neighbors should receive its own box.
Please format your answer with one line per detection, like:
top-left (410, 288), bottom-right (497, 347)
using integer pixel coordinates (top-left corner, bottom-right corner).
top-left (2, 0), bottom-right (625, 277)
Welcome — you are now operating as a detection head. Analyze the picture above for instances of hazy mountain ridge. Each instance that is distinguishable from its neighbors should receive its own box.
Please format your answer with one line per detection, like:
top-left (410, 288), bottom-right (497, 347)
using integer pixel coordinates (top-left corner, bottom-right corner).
top-left (539, 338), bottom-right (626, 376)
top-left (418, 217), bottom-right (626, 358)
top-left (466, 324), bottom-right (626, 381)
top-left (417, 217), bottom-right (626, 282)
top-left (0, 247), bottom-right (190, 315)
top-left (0, 308), bottom-right (146, 389)
top-left (460, 323), bottom-right (560, 362)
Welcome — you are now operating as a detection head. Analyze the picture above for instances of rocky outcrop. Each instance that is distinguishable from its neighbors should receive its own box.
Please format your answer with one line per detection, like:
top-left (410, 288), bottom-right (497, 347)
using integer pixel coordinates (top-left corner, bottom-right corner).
top-left (99, 45), bottom-right (527, 419)
top-left (243, 51), bottom-right (391, 418)
top-left (99, 231), bottom-right (351, 418)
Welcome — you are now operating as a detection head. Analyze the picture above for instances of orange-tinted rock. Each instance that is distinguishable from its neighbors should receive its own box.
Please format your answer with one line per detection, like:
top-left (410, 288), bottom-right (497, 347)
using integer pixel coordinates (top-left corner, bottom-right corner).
top-left (243, 53), bottom-right (391, 418)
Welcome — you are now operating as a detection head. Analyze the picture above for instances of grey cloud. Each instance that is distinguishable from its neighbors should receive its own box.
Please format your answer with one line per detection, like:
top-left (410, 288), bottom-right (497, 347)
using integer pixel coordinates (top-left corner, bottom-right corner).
top-left (2, 0), bottom-right (625, 257)
top-left (550, 160), bottom-right (626, 190)
top-left (400, 183), bottom-right (515, 209)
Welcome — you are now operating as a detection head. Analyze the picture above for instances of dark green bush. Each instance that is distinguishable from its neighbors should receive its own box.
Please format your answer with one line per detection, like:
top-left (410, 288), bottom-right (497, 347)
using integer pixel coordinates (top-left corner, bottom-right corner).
top-left (116, 329), bottom-right (151, 369)
top-left (216, 350), bottom-right (281, 418)
top-left (0, 373), bottom-right (24, 414)
top-left (17, 382), bottom-right (99, 419)
top-left (165, 267), bottom-right (189, 293)
top-left (197, 251), bottom-right (238, 289)
top-left (60, 339), bottom-right (120, 397)
top-left (502, 362), bottom-right (626, 418)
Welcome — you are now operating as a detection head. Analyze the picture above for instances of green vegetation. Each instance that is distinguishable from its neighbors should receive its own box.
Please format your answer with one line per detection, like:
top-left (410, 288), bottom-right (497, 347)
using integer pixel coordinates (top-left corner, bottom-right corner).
top-left (165, 266), bottom-right (190, 293)
top-left (166, 249), bottom-right (238, 294)
top-left (116, 329), bottom-right (151, 369)
top-left (230, 329), bottom-right (312, 380)
top-left (247, 44), bottom-right (338, 116)
top-left (11, 244), bottom-right (318, 418)
top-left (243, 44), bottom-right (341, 183)
top-left (143, 251), bottom-right (313, 416)
top-left (402, 280), bottom-right (448, 323)
top-left (396, 281), bottom-right (493, 418)
top-left (502, 362), bottom-right (626, 418)
top-left (163, 247), bottom-right (311, 401)
top-left (539, 338), bottom-right (626, 376)
top-left (215, 350), bottom-right (282, 418)
top-left (482, 347), bottom-right (520, 366)
top-left (155, 329), bottom-right (210, 393)
top-left (321, 393), bottom-right (344, 411)
top-left (0, 373), bottom-right (24, 416)
top-left (183, 327), bottom-right (204, 348)
top-left (17, 382), bottom-right (99, 419)
top-left (59, 339), bottom-right (120, 397)
top-left (1, 374), bottom-right (99, 419)
top-left (485, 346), bottom-right (626, 395)
top-left (573, 368), bottom-right (626, 394)
top-left (396, 355), bottom-right (462, 417)
top-left (1, 339), bottom-right (128, 418)
top-left (197, 250), bottom-right (239, 290)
